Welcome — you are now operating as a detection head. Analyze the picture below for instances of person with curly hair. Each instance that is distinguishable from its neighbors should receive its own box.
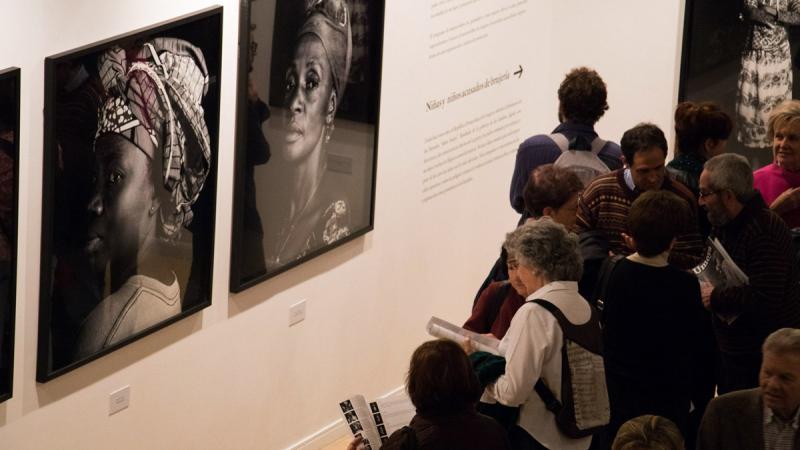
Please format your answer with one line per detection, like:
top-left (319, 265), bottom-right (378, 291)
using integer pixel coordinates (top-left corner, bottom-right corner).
top-left (509, 67), bottom-right (623, 222)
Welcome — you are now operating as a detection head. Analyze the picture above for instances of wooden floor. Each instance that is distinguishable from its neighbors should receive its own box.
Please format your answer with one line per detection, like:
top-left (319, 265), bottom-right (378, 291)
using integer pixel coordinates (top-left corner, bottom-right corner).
top-left (320, 435), bottom-right (350, 450)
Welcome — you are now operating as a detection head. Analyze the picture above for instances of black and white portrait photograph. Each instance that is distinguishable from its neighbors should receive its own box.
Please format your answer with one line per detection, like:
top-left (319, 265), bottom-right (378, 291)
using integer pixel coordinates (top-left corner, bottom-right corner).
top-left (37, 8), bottom-right (222, 381)
top-left (340, 399), bottom-right (354, 412)
top-left (681, 0), bottom-right (800, 167)
top-left (230, 0), bottom-right (384, 291)
top-left (0, 68), bottom-right (19, 401)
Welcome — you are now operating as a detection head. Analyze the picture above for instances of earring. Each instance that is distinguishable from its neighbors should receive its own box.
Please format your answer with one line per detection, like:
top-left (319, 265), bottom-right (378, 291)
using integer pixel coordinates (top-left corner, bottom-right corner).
top-left (325, 123), bottom-right (335, 144)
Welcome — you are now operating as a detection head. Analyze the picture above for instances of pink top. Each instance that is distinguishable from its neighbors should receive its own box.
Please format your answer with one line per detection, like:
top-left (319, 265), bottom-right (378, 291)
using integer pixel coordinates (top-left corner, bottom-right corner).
top-left (753, 163), bottom-right (800, 228)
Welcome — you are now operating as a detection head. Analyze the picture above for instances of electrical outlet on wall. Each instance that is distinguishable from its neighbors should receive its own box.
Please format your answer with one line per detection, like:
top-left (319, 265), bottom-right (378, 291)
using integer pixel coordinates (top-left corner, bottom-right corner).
top-left (109, 386), bottom-right (131, 416)
top-left (289, 300), bottom-right (306, 327)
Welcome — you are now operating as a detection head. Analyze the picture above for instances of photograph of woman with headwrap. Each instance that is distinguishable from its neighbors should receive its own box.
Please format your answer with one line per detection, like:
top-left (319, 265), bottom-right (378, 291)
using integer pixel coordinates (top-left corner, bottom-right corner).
top-left (37, 9), bottom-right (221, 381)
top-left (75, 38), bottom-right (212, 357)
top-left (230, 0), bottom-right (383, 289)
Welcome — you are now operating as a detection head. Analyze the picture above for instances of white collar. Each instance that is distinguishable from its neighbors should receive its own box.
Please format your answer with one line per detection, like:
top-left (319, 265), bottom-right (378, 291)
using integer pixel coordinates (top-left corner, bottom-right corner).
top-left (624, 168), bottom-right (636, 191)
top-left (525, 281), bottom-right (579, 301)
top-left (763, 403), bottom-right (800, 430)
top-left (627, 251), bottom-right (669, 267)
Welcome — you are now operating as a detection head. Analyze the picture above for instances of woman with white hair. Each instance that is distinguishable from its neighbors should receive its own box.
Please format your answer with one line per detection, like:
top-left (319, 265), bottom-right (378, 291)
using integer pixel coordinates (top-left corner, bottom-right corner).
top-left (468, 219), bottom-right (603, 450)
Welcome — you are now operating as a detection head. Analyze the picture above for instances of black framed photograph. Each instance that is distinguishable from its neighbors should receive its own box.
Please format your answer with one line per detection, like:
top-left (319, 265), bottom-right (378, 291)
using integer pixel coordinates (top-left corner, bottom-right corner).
top-left (230, 0), bottom-right (384, 291)
top-left (680, 0), bottom-right (800, 168)
top-left (37, 7), bottom-right (222, 382)
top-left (0, 67), bottom-right (20, 401)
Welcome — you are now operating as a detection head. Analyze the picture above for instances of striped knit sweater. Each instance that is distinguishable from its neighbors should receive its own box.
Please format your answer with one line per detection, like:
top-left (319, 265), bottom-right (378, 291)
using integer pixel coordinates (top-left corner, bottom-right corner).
top-left (709, 193), bottom-right (800, 355)
top-left (575, 169), bottom-right (704, 270)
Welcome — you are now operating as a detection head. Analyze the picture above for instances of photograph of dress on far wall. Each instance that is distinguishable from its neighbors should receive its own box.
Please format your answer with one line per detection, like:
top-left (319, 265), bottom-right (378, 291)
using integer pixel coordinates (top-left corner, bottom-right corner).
top-left (230, 0), bottom-right (384, 291)
top-left (680, 0), bottom-right (800, 168)
top-left (37, 8), bottom-right (222, 381)
top-left (0, 68), bottom-right (19, 402)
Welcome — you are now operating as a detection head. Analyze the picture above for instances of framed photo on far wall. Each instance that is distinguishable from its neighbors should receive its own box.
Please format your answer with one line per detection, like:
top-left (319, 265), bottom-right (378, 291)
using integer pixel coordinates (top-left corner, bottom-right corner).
top-left (37, 7), bottom-right (222, 382)
top-left (679, 0), bottom-right (800, 168)
top-left (0, 67), bottom-right (20, 402)
top-left (230, 0), bottom-right (385, 291)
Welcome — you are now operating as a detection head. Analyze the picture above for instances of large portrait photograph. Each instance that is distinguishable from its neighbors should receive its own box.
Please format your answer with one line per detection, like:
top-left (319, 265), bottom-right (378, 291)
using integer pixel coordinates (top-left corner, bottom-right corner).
top-left (37, 8), bottom-right (222, 381)
top-left (0, 68), bottom-right (19, 401)
top-left (230, 0), bottom-right (384, 291)
top-left (681, 0), bottom-right (800, 167)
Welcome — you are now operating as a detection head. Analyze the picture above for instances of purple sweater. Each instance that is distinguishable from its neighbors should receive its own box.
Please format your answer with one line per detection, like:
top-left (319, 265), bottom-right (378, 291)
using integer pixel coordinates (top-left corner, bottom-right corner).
top-left (509, 122), bottom-right (623, 215)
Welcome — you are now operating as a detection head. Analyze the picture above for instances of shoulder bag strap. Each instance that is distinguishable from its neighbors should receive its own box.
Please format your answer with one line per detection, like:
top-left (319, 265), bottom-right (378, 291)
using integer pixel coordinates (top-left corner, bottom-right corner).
top-left (591, 254), bottom-right (624, 315)
top-left (548, 133), bottom-right (569, 153)
top-left (590, 137), bottom-right (607, 155)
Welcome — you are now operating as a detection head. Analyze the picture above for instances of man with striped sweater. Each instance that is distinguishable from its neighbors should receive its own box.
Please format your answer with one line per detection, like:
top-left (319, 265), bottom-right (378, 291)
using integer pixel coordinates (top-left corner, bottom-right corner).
top-left (698, 154), bottom-right (800, 394)
top-left (575, 123), bottom-right (704, 271)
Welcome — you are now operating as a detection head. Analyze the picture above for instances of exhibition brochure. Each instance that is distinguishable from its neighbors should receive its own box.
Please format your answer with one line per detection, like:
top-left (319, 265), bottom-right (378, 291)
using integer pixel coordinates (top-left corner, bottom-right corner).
top-left (426, 316), bottom-right (502, 356)
top-left (339, 390), bottom-right (415, 449)
top-left (692, 237), bottom-right (748, 324)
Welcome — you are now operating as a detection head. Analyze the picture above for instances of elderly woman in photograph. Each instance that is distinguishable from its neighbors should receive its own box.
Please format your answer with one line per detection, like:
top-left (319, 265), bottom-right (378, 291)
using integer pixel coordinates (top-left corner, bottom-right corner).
top-left (268, 0), bottom-right (354, 266)
top-left (754, 99), bottom-right (800, 228)
top-left (473, 219), bottom-right (599, 450)
top-left (76, 38), bottom-right (211, 357)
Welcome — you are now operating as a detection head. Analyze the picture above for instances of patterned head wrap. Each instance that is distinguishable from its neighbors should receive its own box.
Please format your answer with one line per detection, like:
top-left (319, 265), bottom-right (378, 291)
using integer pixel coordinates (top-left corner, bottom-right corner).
top-left (95, 37), bottom-right (211, 240)
top-left (298, 0), bottom-right (352, 103)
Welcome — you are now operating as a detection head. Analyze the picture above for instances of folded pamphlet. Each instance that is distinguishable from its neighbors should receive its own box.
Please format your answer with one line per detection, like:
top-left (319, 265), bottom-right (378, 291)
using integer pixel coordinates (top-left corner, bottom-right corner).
top-left (338, 389), bottom-right (415, 449)
top-left (426, 316), bottom-right (502, 356)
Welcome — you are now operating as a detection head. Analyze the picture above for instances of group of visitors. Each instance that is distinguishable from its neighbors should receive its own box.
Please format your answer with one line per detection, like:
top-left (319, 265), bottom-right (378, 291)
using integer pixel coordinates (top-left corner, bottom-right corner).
top-left (349, 66), bottom-right (800, 450)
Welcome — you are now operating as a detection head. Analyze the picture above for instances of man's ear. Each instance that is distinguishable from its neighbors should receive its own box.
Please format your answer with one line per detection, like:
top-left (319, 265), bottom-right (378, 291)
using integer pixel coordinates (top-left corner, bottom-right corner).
top-left (542, 206), bottom-right (555, 217)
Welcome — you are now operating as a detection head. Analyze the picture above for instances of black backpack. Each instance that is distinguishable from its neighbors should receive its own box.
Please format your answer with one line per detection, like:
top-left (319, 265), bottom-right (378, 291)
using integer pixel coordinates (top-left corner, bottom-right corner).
top-left (531, 299), bottom-right (610, 439)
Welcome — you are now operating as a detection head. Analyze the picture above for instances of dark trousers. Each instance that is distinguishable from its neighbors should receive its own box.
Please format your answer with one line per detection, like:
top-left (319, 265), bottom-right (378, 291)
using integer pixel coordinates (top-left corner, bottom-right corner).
top-left (717, 351), bottom-right (761, 395)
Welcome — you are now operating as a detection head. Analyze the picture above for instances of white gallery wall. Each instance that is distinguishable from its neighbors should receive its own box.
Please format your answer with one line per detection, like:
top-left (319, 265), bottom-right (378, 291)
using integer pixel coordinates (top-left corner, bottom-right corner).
top-left (0, 0), bottom-right (684, 449)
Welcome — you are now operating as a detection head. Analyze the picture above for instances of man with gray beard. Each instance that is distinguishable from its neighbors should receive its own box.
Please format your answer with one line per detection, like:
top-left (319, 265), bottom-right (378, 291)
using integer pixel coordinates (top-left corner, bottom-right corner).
top-left (698, 154), bottom-right (800, 395)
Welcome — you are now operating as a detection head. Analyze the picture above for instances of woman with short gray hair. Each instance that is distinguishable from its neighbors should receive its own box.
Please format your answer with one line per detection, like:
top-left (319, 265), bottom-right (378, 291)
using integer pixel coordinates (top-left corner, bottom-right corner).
top-left (470, 219), bottom-right (601, 450)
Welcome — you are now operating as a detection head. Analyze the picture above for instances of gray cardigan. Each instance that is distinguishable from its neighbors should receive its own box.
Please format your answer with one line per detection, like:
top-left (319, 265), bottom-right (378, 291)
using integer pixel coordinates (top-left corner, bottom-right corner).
top-left (697, 388), bottom-right (800, 450)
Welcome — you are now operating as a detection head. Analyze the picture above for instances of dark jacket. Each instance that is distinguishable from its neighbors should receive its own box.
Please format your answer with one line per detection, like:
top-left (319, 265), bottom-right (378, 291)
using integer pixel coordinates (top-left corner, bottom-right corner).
top-left (709, 193), bottom-right (800, 355)
top-left (382, 410), bottom-right (511, 450)
top-left (697, 388), bottom-right (800, 450)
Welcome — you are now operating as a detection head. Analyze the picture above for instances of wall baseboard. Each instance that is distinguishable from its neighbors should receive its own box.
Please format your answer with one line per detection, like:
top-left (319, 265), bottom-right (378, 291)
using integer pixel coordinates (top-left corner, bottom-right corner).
top-left (286, 385), bottom-right (406, 450)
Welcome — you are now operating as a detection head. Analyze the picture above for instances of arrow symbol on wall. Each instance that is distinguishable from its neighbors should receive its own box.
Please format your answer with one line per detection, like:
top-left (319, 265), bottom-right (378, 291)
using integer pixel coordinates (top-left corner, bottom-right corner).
top-left (514, 65), bottom-right (523, 78)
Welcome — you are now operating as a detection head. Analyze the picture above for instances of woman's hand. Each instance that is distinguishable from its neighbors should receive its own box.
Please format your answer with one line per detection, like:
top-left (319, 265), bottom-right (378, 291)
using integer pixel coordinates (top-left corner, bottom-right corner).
top-left (347, 435), bottom-right (365, 450)
top-left (770, 187), bottom-right (800, 215)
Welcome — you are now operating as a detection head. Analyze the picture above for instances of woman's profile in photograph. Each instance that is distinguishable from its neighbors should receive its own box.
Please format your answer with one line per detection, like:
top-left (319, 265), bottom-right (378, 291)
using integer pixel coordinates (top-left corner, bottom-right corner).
top-left (75, 38), bottom-right (212, 358)
top-left (266, 0), bottom-right (354, 268)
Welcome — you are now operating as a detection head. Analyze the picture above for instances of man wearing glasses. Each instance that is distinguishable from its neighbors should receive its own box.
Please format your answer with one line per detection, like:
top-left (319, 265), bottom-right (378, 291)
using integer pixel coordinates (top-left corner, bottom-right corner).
top-left (698, 153), bottom-right (800, 395)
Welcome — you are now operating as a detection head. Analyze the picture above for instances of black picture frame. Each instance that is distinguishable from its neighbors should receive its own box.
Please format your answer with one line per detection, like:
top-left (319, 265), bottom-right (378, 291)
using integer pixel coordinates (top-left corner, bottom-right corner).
top-left (679, 0), bottom-right (800, 168)
top-left (37, 7), bottom-right (223, 382)
top-left (0, 67), bottom-right (20, 402)
top-left (230, 0), bottom-right (385, 291)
